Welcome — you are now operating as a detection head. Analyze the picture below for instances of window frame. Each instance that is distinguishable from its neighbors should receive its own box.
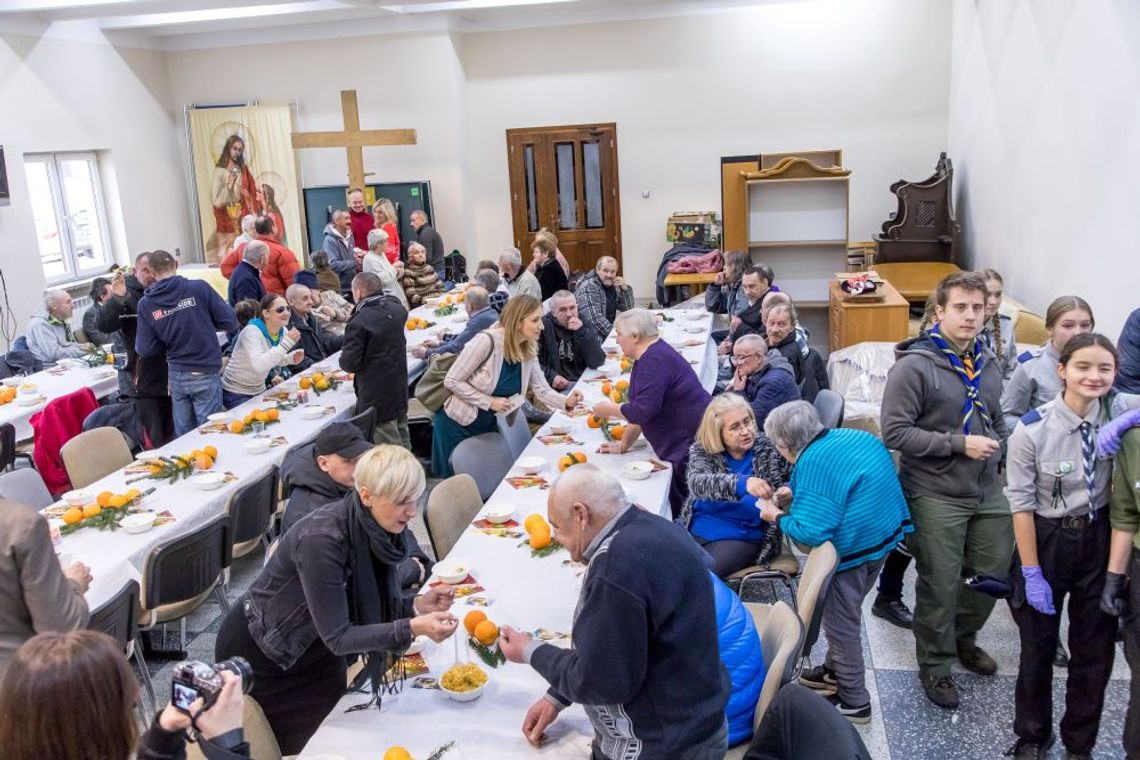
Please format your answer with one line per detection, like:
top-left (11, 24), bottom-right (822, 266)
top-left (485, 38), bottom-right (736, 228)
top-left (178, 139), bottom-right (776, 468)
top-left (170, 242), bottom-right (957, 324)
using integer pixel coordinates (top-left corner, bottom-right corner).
top-left (24, 151), bottom-right (114, 286)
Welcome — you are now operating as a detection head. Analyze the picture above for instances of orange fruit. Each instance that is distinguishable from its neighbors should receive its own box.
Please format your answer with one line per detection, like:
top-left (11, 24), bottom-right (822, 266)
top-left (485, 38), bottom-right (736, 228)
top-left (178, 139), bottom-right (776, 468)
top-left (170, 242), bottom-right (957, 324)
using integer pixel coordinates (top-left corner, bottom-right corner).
top-left (62, 507), bottom-right (83, 525)
top-left (464, 610), bottom-right (487, 636)
top-left (610, 390), bottom-right (623, 403)
top-left (405, 319), bottom-right (416, 330)
top-left (608, 424), bottom-right (626, 440)
top-left (203, 445), bottom-right (218, 459)
top-left (243, 414), bottom-right (255, 427)
top-left (615, 379), bottom-right (629, 392)
top-left (299, 376), bottom-right (312, 389)
top-left (125, 488), bottom-right (141, 501)
top-left (314, 378), bottom-right (329, 391)
top-left (229, 420), bottom-right (245, 434)
top-left (148, 463), bottom-right (164, 474)
top-left (313, 372), bottom-right (326, 384)
top-left (96, 491), bottom-right (113, 507)
top-left (586, 415), bottom-right (602, 429)
top-left (600, 381), bottom-right (613, 396)
top-left (571, 451), bottom-right (587, 464)
top-left (107, 494), bottom-right (129, 509)
top-left (194, 454), bottom-right (214, 471)
top-left (265, 408), bottom-right (279, 422)
top-left (82, 502), bottom-right (102, 519)
top-left (558, 455), bottom-right (572, 472)
top-left (383, 749), bottom-right (413, 760)
top-left (530, 525), bottom-right (552, 550)
top-left (253, 409), bottom-right (268, 423)
top-left (473, 619), bottom-right (499, 646)
top-left (524, 514), bottom-right (547, 533)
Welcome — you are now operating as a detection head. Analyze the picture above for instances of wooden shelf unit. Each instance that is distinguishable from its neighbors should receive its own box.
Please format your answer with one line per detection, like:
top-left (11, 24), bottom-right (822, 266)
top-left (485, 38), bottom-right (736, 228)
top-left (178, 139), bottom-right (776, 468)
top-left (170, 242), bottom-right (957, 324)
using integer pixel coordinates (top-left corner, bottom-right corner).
top-left (828, 280), bottom-right (909, 352)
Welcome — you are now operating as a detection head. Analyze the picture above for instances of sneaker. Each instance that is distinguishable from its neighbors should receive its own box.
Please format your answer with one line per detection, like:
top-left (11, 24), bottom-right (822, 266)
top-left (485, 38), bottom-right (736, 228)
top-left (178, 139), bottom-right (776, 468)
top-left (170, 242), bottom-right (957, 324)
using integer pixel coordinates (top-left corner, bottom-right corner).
top-left (1064, 752), bottom-right (1091, 760)
top-left (957, 645), bottom-right (998, 675)
top-left (1054, 640), bottom-right (1070, 668)
top-left (798, 663), bottom-right (838, 694)
top-left (871, 595), bottom-right (914, 629)
top-left (921, 672), bottom-right (960, 709)
top-left (1003, 735), bottom-right (1055, 758)
top-left (825, 693), bottom-right (871, 725)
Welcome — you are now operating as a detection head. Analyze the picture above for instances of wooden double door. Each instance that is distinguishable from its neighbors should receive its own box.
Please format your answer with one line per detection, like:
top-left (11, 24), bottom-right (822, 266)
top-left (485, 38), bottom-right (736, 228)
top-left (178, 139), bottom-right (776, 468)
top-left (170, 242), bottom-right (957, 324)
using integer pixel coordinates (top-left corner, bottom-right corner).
top-left (506, 123), bottom-right (622, 274)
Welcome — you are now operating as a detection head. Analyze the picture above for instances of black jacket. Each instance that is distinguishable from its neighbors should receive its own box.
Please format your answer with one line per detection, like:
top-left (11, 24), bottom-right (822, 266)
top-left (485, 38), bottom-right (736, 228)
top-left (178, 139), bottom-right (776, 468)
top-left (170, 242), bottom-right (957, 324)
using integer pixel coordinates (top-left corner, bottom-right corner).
top-left (138, 715), bottom-right (249, 759)
top-left (97, 275), bottom-right (169, 398)
top-left (537, 313), bottom-right (605, 384)
top-left (770, 332), bottom-right (829, 404)
top-left (286, 311), bottom-right (342, 373)
top-left (415, 224), bottom-right (446, 271)
top-left (535, 259), bottom-right (569, 301)
top-left (728, 294), bottom-right (768, 343)
top-left (338, 293), bottom-right (408, 424)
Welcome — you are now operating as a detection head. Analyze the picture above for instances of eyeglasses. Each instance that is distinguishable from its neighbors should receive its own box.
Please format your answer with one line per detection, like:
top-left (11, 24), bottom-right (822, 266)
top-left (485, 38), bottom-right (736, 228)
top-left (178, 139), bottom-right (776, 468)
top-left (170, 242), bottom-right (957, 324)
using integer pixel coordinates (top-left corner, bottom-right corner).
top-left (272, 305), bottom-right (290, 314)
top-left (725, 418), bottom-right (757, 434)
top-left (729, 352), bottom-right (761, 366)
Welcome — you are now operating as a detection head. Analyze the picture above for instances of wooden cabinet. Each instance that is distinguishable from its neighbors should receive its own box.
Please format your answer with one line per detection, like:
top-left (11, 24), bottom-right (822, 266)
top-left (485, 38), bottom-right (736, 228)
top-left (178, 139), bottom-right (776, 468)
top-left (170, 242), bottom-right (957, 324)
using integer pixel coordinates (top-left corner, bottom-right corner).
top-left (828, 280), bottom-right (909, 352)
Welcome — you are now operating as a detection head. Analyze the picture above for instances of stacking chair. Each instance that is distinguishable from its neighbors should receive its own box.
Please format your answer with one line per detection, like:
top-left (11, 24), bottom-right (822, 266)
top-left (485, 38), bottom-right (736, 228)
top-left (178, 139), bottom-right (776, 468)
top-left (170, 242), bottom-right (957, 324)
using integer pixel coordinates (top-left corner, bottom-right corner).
top-left (345, 406), bottom-right (376, 440)
top-left (60, 427), bottom-right (133, 489)
top-left (424, 474), bottom-right (483, 559)
top-left (225, 465), bottom-right (279, 559)
top-left (88, 580), bottom-right (156, 718)
top-left (0, 422), bottom-right (34, 471)
top-left (726, 534), bottom-right (802, 601)
top-left (0, 467), bottom-right (54, 509)
top-left (450, 432), bottom-right (514, 501)
top-left (497, 408), bottom-right (533, 459)
top-left (186, 696), bottom-right (281, 760)
top-left (724, 600), bottom-right (804, 759)
top-left (812, 389), bottom-right (846, 429)
top-left (138, 515), bottom-right (231, 654)
top-left (789, 541), bottom-right (839, 662)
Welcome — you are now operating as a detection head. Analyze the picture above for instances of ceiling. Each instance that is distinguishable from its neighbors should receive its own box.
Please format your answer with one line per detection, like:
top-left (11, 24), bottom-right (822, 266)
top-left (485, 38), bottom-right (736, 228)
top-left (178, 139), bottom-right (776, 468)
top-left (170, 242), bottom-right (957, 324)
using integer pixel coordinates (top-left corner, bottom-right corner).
top-left (0, 0), bottom-right (782, 48)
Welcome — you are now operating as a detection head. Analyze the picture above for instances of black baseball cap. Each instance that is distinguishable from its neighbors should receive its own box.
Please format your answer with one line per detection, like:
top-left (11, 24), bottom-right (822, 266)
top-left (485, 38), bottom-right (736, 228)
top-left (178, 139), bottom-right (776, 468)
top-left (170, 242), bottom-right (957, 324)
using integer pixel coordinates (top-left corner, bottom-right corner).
top-left (314, 422), bottom-right (372, 460)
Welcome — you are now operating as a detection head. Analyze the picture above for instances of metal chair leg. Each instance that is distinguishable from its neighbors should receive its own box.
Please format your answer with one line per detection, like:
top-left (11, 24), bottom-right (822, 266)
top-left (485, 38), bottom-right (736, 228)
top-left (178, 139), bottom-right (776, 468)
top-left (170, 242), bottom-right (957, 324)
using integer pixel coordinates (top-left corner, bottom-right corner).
top-left (179, 618), bottom-right (186, 651)
top-left (132, 640), bottom-right (157, 715)
top-left (213, 585), bottom-right (230, 612)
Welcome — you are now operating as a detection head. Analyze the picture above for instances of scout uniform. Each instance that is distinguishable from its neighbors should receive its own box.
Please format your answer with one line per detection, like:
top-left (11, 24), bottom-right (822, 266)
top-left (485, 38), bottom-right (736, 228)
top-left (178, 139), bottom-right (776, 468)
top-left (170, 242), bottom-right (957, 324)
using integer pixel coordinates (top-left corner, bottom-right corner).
top-left (1001, 342), bottom-right (1061, 434)
top-left (1109, 428), bottom-right (1140, 759)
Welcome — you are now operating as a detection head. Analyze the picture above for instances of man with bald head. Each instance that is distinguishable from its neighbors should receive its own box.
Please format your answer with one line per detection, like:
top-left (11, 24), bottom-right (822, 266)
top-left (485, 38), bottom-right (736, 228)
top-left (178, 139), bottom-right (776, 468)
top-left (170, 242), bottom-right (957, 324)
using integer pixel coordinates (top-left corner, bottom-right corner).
top-left (499, 465), bottom-right (729, 759)
top-left (25, 290), bottom-right (91, 363)
top-left (285, 277), bottom-right (341, 372)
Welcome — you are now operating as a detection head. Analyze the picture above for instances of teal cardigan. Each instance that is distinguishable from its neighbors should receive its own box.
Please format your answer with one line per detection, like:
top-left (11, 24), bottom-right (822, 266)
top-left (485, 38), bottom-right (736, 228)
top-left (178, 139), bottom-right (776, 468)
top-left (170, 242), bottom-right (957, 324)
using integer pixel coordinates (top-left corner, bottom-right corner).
top-left (779, 428), bottom-right (912, 572)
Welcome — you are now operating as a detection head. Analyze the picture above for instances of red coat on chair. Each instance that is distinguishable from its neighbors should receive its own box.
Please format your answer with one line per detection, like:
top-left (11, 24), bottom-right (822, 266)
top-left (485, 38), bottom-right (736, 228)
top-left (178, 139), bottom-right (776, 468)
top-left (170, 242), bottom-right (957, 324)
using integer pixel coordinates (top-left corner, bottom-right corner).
top-left (29, 388), bottom-right (99, 496)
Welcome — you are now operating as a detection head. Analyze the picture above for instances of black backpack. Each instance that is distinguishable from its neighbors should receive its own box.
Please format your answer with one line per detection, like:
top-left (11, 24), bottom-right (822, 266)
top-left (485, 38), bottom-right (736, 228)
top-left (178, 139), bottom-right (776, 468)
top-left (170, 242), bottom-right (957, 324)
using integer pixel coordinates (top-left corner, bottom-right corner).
top-left (444, 250), bottom-right (468, 284)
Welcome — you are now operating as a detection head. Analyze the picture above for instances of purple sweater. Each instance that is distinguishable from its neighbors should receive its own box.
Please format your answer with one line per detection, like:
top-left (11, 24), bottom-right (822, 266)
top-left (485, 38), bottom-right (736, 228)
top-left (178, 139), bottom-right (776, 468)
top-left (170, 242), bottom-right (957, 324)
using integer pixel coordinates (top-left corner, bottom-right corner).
top-left (621, 339), bottom-right (711, 466)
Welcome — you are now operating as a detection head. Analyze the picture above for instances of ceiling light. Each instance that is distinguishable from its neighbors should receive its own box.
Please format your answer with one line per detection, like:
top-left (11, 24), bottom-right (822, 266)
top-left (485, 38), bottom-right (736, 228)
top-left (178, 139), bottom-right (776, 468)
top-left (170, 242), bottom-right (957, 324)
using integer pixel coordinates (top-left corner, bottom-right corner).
top-left (99, 0), bottom-right (348, 29)
top-left (380, 0), bottom-right (578, 14)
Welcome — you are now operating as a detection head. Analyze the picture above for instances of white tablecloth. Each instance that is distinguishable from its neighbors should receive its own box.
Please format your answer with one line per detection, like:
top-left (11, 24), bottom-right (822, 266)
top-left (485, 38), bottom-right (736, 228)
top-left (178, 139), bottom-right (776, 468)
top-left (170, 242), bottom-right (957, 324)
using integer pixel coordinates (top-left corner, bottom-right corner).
top-left (300, 308), bottom-right (717, 760)
top-left (0, 363), bottom-right (120, 441)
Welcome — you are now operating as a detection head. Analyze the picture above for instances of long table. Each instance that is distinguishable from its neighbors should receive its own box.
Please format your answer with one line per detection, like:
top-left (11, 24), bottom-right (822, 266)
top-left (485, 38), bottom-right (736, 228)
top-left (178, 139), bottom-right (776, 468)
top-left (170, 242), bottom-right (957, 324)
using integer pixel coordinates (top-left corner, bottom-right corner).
top-left (300, 308), bottom-right (717, 760)
top-left (0, 362), bottom-right (120, 441)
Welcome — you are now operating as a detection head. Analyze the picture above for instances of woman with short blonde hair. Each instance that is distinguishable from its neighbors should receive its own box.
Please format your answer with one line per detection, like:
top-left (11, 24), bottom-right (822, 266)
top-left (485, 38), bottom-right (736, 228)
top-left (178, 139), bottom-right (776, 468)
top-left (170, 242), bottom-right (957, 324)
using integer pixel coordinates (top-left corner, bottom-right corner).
top-left (432, 295), bottom-right (581, 476)
top-left (682, 393), bottom-right (792, 577)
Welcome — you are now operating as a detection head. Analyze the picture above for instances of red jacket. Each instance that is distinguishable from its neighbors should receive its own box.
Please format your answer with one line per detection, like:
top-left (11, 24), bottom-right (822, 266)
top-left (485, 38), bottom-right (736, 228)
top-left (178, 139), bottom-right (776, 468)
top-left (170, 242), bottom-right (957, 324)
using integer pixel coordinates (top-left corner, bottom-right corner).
top-left (29, 387), bottom-right (99, 496)
top-left (222, 235), bottom-right (301, 296)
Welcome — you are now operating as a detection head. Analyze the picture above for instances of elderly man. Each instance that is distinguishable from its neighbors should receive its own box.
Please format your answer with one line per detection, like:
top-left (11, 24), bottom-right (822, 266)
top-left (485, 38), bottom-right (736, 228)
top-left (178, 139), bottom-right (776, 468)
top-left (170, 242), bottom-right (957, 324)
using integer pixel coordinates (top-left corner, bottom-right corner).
top-left (230, 214), bottom-right (256, 252)
top-left (411, 285), bottom-right (498, 361)
top-left (321, 209), bottom-right (358, 295)
top-left (718, 264), bottom-right (773, 357)
top-left (499, 247), bottom-right (541, 301)
top-left (285, 280), bottom-right (341, 372)
top-left (25, 290), bottom-right (91, 364)
top-left (410, 209), bottom-right (446, 281)
top-left (345, 188), bottom-right (374, 251)
top-left (576, 256), bottom-right (635, 342)
top-left (475, 268), bottom-right (508, 313)
top-left (760, 401), bottom-right (911, 724)
top-left (765, 302), bottom-right (829, 403)
top-left (221, 216), bottom-right (300, 296)
top-left (499, 465), bottom-right (729, 758)
top-left (340, 272), bottom-right (409, 448)
top-left (229, 239), bottom-right (267, 306)
top-left (728, 334), bottom-right (799, 429)
top-left (538, 290), bottom-right (605, 390)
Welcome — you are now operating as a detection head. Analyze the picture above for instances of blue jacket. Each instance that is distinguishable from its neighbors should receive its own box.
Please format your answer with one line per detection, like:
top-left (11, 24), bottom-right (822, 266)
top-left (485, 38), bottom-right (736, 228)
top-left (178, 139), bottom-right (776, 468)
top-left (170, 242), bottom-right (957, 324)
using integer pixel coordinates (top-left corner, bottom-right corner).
top-left (738, 352), bottom-right (800, 429)
top-left (712, 572), bottom-right (764, 745)
top-left (780, 428), bottom-right (912, 572)
top-left (427, 306), bottom-right (498, 358)
top-left (321, 223), bottom-right (357, 294)
top-left (228, 260), bottom-right (265, 306)
top-left (136, 276), bottom-right (239, 374)
top-left (1116, 307), bottom-right (1140, 394)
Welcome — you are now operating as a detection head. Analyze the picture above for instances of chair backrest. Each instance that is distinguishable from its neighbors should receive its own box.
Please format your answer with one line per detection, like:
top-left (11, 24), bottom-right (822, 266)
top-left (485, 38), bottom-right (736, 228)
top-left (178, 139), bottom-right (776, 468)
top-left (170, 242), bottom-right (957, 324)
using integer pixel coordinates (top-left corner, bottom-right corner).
top-left (88, 580), bottom-right (139, 651)
top-left (424, 474), bottom-right (483, 559)
top-left (812, 389), bottom-right (845, 430)
top-left (497, 408), bottom-right (533, 459)
top-left (451, 432), bottom-right (514, 501)
top-left (0, 467), bottom-right (54, 509)
top-left (345, 406), bottom-right (376, 440)
top-left (60, 427), bottom-right (133, 489)
top-left (225, 465), bottom-right (279, 547)
top-left (0, 422), bottom-right (17, 470)
top-left (141, 516), bottom-right (231, 610)
top-left (748, 600), bottom-right (804, 729)
top-left (795, 541), bottom-right (839, 655)
top-left (186, 696), bottom-right (282, 760)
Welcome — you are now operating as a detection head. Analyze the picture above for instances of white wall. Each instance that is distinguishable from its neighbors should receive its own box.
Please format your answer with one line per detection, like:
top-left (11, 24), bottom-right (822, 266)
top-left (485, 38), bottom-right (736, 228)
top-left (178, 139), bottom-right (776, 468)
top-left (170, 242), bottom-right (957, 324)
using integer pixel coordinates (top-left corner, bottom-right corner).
top-left (0, 30), bottom-right (190, 346)
top-left (949, 0), bottom-right (1140, 338)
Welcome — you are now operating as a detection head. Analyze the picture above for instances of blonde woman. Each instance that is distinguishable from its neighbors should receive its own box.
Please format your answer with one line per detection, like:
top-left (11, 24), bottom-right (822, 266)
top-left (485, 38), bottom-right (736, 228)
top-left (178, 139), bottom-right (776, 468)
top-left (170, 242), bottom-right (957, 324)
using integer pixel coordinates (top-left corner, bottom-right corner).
top-left (526, 227), bottom-right (570, 277)
top-left (363, 227), bottom-right (408, 309)
top-left (432, 295), bottom-right (582, 477)
top-left (372, 198), bottom-right (401, 264)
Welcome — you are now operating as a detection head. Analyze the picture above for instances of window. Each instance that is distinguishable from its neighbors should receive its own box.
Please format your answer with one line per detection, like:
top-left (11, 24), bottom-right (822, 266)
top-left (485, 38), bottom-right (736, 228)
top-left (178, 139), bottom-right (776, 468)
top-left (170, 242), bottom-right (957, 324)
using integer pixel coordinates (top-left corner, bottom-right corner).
top-left (24, 152), bottom-right (113, 284)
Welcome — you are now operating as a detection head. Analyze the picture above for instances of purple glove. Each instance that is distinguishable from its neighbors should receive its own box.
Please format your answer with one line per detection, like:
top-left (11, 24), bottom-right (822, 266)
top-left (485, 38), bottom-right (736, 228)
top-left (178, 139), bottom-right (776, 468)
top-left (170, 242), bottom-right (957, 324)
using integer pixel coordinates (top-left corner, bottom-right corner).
top-left (1021, 565), bottom-right (1056, 615)
top-left (1097, 407), bottom-right (1140, 458)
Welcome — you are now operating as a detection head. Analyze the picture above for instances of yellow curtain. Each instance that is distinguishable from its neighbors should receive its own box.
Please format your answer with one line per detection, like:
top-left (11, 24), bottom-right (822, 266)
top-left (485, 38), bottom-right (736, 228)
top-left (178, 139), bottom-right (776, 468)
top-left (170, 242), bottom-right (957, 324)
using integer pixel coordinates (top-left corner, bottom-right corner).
top-left (188, 105), bottom-right (303, 265)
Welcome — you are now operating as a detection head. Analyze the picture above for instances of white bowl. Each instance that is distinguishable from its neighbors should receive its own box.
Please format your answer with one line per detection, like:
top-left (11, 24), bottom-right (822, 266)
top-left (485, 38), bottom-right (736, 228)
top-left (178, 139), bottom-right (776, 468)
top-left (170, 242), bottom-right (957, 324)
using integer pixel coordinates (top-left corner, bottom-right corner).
top-left (62, 489), bottom-right (91, 507)
top-left (191, 472), bottom-right (226, 491)
top-left (622, 461), bottom-right (654, 481)
top-left (121, 512), bottom-right (156, 534)
top-left (441, 679), bottom-right (486, 703)
top-left (17, 383), bottom-right (37, 394)
top-left (483, 503), bottom-right (515, 524)
top-left (683, 324), bottom-right (704, 334)
top-left (244, 439), bottom-right (271, 455)
top-left (433, 558), bottom-right (471, 585)
top-left (547, 421), bottom-right (571, 435)
top-left (682, 310), bottom-right (705, 320)
top-left (16, 395), bottom-right (42, 406)
top-left (516, 456), bottom-right (545, 475)
top-left (1, 377), bottom-right (20, 388)
top-left (424, 295), bottom-right (445, 307)
top-left (404, 635), bottom-right (430, 656)
top-left (452, 311), bottom-right (469, 322)
top-left (207, 412), bottom-right (230, 423)
top-left (299, 405), bottom-right (325, 420)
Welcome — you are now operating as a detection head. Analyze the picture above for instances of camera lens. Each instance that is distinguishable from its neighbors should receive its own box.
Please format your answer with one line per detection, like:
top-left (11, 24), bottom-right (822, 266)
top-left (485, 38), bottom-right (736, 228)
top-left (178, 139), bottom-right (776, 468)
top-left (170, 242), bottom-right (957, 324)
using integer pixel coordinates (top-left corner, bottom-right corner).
top-left (216, 656), bottom-right (253, 693)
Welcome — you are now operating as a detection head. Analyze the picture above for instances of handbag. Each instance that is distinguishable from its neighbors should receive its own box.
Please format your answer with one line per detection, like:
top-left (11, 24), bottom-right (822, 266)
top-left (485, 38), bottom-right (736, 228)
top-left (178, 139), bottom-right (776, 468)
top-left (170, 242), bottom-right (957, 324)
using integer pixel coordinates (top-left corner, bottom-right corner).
top-left (414, 334), bottom-right (495, 414)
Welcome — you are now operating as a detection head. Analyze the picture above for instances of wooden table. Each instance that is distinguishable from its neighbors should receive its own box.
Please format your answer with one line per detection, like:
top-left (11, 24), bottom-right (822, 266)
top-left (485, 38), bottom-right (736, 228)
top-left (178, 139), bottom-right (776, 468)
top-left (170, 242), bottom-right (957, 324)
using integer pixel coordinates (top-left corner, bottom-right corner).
top-left (662, 272), bottom-right (717, 304)
top-left (828, 280), bottom-right (909, 352)
top-left (871, 262), bottom-right (960, 303)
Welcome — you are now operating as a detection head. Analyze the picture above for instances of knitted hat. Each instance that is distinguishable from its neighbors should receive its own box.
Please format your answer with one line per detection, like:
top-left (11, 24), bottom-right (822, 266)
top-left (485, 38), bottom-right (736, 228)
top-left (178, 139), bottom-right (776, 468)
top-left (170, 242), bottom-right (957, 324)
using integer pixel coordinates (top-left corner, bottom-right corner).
top-left (294, 270), bottom-right (319, 290)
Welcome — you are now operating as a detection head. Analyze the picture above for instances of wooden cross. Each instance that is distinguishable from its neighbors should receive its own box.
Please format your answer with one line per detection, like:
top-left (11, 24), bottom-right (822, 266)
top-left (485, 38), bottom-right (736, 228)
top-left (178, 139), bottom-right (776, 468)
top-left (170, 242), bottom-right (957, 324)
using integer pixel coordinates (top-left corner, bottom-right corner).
top-left (291, 89), bottom-right (417, 191)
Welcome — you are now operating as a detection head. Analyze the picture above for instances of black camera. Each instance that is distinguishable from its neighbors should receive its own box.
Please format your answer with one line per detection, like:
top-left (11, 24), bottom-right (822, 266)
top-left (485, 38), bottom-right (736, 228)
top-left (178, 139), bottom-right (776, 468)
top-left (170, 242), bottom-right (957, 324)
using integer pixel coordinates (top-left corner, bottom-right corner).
top-left (170, 657), bottom-right (253, 714)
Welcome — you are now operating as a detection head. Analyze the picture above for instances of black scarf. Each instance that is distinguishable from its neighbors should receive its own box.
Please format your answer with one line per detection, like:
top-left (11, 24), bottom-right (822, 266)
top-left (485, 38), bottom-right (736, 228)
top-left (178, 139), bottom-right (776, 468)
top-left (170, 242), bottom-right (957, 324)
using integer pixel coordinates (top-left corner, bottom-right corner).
top-left (344, 490), bottom-right (409, 709)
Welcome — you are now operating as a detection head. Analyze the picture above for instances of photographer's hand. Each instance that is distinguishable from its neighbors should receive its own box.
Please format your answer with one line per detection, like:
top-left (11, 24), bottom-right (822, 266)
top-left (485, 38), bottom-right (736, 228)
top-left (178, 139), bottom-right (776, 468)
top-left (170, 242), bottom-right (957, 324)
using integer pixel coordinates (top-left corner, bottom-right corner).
top-left (191, 672), bottom-right (245, 740)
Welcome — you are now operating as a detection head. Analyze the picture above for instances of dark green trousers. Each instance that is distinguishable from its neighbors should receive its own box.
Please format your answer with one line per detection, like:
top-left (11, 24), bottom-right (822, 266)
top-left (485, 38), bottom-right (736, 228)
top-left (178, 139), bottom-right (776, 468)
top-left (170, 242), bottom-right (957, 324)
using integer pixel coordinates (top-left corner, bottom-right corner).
top-left (905, 491), bottom-right (1014, 678)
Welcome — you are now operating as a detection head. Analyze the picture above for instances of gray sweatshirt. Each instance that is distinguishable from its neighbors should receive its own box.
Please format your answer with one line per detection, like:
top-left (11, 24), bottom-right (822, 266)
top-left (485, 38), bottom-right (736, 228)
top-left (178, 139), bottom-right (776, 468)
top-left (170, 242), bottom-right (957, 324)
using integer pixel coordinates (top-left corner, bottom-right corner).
top-left (880, 333), bottom-right (1009, 506)
top-left (25, 314), bottom-right (88, 364)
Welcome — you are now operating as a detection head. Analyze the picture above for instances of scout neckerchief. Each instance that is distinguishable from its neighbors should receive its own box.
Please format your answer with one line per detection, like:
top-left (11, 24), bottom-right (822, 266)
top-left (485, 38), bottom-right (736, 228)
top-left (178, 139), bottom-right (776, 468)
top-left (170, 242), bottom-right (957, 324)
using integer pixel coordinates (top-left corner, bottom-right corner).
top-left (45, 315), bottom-right (74, 343)
top-left (927, 323), bottom-right (990, 434)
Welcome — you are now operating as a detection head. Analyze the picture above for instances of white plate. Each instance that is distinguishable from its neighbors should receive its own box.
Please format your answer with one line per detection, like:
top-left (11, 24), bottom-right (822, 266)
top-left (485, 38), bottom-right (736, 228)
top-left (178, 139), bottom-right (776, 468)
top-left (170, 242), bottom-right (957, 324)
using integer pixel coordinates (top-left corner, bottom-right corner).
top-left (1, 378), bottom-right (19, 388)
top-left (516, 455), bottom-right (544, 475)
top-left (15, 395), bottom-right (43, 406)
top-left (547, 422), bottom-right (571, 435)
top-left (244, 439), bottom-right (271, 455)
top-left (299, 405), bottom-right (325, 420)
top-left (121, 512), bottom-right (157, 534)
top-left (682, 310), bottom-right (705, 320)
top-left (207, 412), bottom-right (230, 423)
top-left (62, 490), bottom-right (90, 507)
top-left (190, 473), bottom-right (226, 491)
top-left (682, 324), bottom-right (704, 334)
top-left (622, 461), bottom-right (654, 481)
top-left (433, 558), bottom-right (471, 584)
top-left (482, 503), bottom-right (515, 524)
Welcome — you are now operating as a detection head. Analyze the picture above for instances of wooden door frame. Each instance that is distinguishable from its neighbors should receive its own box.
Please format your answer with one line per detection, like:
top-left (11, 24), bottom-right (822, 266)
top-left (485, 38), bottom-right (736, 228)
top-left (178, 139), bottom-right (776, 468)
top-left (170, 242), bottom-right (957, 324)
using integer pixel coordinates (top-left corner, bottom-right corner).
top-left (505, 122), bottom-right (623, 266)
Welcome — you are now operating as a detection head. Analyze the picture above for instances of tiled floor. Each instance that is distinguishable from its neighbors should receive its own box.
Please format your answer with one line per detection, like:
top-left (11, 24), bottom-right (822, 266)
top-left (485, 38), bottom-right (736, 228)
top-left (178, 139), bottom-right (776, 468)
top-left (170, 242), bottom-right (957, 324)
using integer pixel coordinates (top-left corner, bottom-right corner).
top-left (141, 480), bottom-right (1134, 760)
